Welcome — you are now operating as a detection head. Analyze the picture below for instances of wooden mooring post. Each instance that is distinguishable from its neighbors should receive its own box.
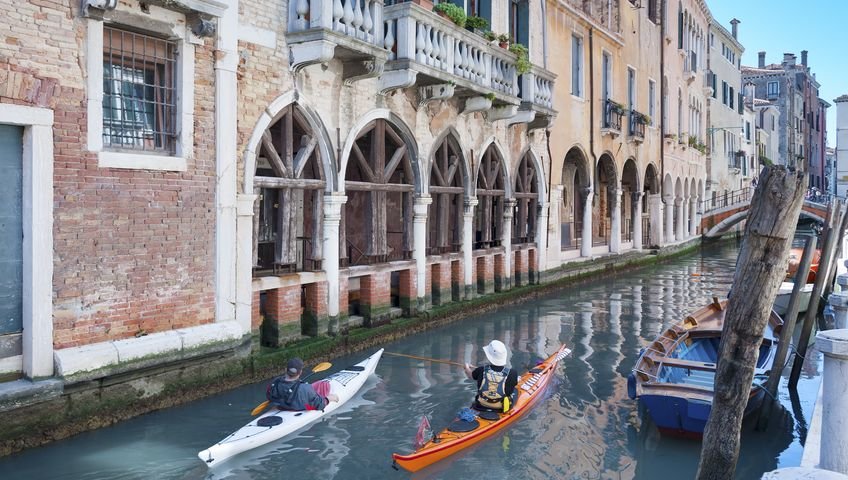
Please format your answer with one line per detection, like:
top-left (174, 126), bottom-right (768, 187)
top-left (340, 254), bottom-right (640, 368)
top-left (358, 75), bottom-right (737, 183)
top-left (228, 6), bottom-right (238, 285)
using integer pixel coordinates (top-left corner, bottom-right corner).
top-left (756, 234), bottom-right (817, 431)
top-left (696, 166), bottom-right (806, 480)
top-left (789, 199), bottom-right (848, 390)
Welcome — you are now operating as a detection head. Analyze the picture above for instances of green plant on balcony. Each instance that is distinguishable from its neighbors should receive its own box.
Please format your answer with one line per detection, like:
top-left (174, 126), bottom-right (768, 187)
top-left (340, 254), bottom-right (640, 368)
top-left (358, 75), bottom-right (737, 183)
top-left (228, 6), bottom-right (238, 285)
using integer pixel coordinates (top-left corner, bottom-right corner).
top-left (694, 142), bottom-right (707, 154)
top-left (759, 155), bottom-right (773, 166)
top-left (483, 30), bottom-right (498, 42)
top-left (688, 134), bottom-right (698, 147)
top-left (497, 33), bottom-right (510, 48)
top-left (484, 92), bottom-right (497, 102)
top-left (509, 43), bottom-right (531, 75)
top-left (433, 2), bottom-right (466, 28)
top-left (607, 100), bottom-right (627, 115)
top-left (636, 112), bottom-right (651, 124)
top-left (466, 15), bottom-right (489, 32)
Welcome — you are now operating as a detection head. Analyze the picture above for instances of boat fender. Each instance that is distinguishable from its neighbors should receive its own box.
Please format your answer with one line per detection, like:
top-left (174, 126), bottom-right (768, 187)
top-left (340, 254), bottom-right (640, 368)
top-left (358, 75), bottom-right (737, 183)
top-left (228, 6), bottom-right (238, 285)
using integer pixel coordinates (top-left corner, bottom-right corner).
top-left (627, 373), bottom-right (637, 400)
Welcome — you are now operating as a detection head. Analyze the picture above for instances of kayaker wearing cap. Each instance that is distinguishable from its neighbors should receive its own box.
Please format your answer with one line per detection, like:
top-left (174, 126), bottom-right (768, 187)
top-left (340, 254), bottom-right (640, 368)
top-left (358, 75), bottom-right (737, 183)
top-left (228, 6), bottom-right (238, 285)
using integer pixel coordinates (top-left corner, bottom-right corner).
top-left (266, 358), bottom-right (339, 411)
top-left (463, 340), bottom-right (518, 412)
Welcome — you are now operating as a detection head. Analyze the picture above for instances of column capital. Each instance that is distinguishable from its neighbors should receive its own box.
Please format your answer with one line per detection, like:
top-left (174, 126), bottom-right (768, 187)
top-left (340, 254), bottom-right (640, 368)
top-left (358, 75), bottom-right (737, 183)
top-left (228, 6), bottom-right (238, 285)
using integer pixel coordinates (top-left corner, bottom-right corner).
top-left (236, 193), bottom-right (258, 216)
top-left (816, 329), bottom-right (848, 360)
top-left (581, 186), bottom-right (594, 201)
top-left (464, 197), bottom-right (478, 217)
top-left (631, 191), bottom-right (644, 202)
top-left (323, 194), bottom-right (347, 220)
top-left (503, 198), bottom-right (518, 208)
top-left (413, 195), bottom-right (432, 218)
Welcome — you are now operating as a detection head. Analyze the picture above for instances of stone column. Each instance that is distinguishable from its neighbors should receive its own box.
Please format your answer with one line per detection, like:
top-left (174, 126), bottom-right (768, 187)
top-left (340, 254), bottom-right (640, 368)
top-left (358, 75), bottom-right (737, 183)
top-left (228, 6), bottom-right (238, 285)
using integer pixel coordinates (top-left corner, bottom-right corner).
top-left (412, 196), bottom-right (432, 310)
top-left (581, 187), bottom-right (594, 257)
top-left (501, 199), bottom-right (516, 291)
top-left (676, 196), bottom-right (685, 241)
top-left (681, 195), bottom-right (690, 240)
top-left (535, 203), bottom-right (549, 281)
top-left (831, 274), bottom-right (848, 329)
top-left (648, 193), bottom-right (664, 247)
top-left (610, 188), bottom-right (622, 253)
top-left (664, 195), bottom-right (675, 243)
top-left (689, 195), bottom-right (698, 237)
top-left (815, 329), bottom-right (848, 474)
top-left (323, 194), bottom-right (346, 335)
top-left (462, 198), bottom-right (478, 299)
top-left (632, 192), bottom-right (644, 250)
top-left (235, 194), bottom-right (259, 334)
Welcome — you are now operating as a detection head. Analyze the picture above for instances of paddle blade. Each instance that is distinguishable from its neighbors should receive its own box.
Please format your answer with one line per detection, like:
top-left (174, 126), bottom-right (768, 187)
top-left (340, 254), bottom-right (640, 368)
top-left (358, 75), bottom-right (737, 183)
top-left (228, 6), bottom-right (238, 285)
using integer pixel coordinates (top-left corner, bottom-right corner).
top-left (311, 362), bottom-right (332, 373)
top-left (413, 415), bottom-right (431, 450)
top-left (251, 400), bottom-right (270, 416)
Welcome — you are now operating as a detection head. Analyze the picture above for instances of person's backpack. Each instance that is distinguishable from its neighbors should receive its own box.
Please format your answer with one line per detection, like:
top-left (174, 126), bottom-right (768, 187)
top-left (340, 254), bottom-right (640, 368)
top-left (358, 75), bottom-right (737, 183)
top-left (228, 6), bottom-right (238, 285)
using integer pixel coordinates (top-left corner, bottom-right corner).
top-left (269, 378), bottom-right (300, 404)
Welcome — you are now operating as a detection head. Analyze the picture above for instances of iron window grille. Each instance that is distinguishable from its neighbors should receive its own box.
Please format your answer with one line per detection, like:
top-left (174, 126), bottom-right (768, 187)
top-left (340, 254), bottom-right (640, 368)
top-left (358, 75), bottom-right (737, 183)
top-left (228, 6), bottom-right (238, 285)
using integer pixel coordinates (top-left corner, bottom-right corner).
top-left (102, 26), bottom-right (177, 153)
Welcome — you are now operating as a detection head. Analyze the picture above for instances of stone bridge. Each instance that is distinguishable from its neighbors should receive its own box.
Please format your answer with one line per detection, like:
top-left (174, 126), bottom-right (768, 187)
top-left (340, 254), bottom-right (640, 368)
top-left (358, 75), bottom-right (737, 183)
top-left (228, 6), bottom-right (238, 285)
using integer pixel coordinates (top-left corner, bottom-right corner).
top-left (700, 188), bottom-right (829, 238)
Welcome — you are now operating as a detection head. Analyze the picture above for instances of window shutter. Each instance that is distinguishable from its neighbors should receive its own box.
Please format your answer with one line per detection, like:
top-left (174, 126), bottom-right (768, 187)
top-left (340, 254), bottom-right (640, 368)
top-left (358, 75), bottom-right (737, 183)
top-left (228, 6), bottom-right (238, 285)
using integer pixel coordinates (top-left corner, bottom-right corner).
top-left (678, 8), bottom-right (683, 49)
top-left (738, 93), bottom-right (744, 114)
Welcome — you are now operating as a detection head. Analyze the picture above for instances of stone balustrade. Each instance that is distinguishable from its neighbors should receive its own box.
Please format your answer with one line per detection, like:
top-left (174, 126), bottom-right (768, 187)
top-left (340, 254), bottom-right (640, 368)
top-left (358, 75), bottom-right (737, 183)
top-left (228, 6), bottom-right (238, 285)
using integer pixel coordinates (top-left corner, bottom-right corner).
top-left (383, 3), bottom-right (519, 98)
top-left (520, 66), bottom-right (555, 110)
top-left (289, 0), bottom-right (385, 48)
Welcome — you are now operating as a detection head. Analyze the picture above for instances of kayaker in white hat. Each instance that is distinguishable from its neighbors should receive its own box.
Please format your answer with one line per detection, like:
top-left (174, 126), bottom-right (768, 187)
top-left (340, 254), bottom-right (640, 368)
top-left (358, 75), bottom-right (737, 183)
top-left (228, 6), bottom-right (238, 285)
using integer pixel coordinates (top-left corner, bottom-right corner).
top-left (464, 340), bottom-right (518, 412)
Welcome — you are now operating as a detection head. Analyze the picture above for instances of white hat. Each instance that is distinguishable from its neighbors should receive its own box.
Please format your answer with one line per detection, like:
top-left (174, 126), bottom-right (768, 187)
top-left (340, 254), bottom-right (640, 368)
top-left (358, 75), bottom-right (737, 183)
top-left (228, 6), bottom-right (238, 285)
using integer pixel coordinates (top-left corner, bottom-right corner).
top-left (483, 340), bottom-right (508, 366)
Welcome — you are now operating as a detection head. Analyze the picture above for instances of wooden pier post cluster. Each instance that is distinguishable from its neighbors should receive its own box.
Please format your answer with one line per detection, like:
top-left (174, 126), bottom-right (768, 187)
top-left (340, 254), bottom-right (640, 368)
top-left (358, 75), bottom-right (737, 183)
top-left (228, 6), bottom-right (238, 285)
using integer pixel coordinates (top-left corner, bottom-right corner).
top-left (696, 166), bottom-right (806, 480)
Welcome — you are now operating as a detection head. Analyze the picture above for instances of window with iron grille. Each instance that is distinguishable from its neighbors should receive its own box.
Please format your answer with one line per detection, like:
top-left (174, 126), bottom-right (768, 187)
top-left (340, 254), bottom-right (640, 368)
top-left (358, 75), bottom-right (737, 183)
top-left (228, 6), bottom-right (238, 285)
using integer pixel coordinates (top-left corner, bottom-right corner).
top-left (102, 26), bottom-right (177, 154)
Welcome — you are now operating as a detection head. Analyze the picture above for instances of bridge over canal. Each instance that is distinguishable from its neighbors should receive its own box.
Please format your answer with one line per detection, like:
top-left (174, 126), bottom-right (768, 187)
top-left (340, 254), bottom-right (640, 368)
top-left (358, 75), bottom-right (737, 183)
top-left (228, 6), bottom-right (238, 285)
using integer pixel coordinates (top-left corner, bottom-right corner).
top-left (700, 188), bottom-right (830, 238)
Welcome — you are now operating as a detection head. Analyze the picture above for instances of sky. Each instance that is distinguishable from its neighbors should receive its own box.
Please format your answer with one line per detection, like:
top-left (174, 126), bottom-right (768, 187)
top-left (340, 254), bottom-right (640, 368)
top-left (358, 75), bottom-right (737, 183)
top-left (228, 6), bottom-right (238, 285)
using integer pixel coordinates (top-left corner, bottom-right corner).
top-left (707, 0), bottom-right (846, 148)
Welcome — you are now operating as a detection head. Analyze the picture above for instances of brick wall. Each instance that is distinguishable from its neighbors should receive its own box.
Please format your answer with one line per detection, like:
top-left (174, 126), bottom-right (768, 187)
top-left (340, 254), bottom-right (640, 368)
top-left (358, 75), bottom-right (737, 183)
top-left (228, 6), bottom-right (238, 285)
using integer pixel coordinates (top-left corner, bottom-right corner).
top-left (398, 268), bottom-right (416, 315)
top-left (303, 281), bottom-right (328, 336)
top-left (360, 272), bottom-right (391, 327)
top-left (262, 285), bottom-right (303, 345)
top-left (1, 3), bottom-right (217, 349)
top-left (252, 290), bottom-right (261, 332)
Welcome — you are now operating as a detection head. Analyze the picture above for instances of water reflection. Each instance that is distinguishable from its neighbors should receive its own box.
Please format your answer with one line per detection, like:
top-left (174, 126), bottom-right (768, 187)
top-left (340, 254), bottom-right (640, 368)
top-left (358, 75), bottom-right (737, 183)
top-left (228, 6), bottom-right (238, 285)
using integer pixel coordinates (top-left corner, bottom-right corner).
top-left (0, 243), bottom-right (822, 480)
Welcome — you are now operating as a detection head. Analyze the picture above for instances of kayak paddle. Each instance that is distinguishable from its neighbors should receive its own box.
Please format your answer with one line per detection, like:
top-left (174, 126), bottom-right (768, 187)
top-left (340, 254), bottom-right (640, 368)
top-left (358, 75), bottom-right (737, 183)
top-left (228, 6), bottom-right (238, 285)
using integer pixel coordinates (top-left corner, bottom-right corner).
top-left (251, 361), bottom-right (333, 415)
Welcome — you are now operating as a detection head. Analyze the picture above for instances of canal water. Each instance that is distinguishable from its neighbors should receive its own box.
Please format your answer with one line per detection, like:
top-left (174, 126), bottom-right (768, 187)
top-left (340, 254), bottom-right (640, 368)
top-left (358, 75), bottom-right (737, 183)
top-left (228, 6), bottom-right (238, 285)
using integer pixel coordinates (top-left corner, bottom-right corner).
top-left (0, 242), bottom-right (824, 479)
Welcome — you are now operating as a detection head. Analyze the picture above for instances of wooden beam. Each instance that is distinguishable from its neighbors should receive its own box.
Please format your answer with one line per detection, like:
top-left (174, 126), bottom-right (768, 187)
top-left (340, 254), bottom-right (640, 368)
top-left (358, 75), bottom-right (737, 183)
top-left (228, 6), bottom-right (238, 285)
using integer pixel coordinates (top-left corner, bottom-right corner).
top-left (384, 145), bottom-right (407, 182)
top-left (255, 176), bottom-right (326, 189)
top-left (351, 142), bottom-right (377, 182)
top-left (261, 131), bottom-right (290, 178)
top-left (430, 186), bottom-right (464, 194)
top-left (293, 135), bottom-right (318, 179)
top-left (476, 189), bottom-right (506, 197)
top-left (346, 181), bottom-right (414, 192)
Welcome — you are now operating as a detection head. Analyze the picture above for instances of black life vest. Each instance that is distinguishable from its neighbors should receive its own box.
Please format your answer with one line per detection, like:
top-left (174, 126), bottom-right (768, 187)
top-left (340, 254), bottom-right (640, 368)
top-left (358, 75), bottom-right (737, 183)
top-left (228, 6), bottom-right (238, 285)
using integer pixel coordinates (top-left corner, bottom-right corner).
top-left (477, 366), bottom-right (510, 409)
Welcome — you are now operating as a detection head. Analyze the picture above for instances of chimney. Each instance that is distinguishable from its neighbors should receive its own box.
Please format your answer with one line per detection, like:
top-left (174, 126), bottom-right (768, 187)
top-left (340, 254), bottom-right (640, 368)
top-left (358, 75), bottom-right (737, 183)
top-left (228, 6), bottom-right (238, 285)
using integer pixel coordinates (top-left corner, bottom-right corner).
top-left (801, 50), bottom-right (808, 67)
top-left (730, 18), bottom-right (740, 39)
top-left (758, 51), bottom-right (766, 68)
top-left (783, 53), bottom-right (796, 66)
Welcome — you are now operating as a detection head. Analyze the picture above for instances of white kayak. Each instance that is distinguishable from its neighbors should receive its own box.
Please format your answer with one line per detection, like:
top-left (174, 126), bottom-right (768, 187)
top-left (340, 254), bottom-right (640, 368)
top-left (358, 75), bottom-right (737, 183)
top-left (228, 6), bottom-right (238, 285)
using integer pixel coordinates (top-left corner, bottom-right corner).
top-left (198, 348), bottom-right (383, 467)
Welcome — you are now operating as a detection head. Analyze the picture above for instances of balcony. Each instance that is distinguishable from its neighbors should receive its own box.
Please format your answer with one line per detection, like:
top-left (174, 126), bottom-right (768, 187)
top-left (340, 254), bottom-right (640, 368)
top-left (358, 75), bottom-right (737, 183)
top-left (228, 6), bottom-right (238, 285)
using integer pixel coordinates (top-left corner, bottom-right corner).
top-left (628, 110), bottom-right (647, 142)
top-left (601, 99), bottom-right (624, 136)
top-left (519, 65), bottom-right (557, 130)
top-left (286, 0), bottom-right (390, 82)
top-left (381, 3), bottom-right (522, 107)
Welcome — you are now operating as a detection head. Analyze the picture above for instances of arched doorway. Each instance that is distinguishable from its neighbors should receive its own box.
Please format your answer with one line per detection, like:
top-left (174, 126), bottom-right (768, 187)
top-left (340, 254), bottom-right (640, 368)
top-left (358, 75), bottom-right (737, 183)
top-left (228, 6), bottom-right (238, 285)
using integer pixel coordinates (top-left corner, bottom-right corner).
top-left (342, 119), bottom-right (415, 266)
top-left (561, 147), bottom-right (591, 252)
top-left (512, 152), bottom-right (539, 245)
top-left (643, 163), bottom-right (660, 247)
top-left (253, 104), bottom-right (325, 274)
top-left (427, 134), bottom-right (466, 255)
top-left (474, 144), bottom-right (506, 250)
top-left (621, 158), bottom-right (640, 245)
top-left (594, 154), bottom-right (618, 247)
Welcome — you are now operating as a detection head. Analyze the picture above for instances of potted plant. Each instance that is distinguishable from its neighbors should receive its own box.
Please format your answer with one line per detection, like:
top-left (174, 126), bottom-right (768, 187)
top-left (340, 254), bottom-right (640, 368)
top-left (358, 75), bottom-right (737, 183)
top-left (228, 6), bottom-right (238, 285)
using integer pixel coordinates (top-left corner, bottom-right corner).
top-left (509, 43), bottom-right (531, 75)
top-left (497, 33), bottom-right (509, 48)
top-left (484, 30), bottom-right (497, 43)
top-left (433, 2), bottom-right (466, 28)
top-left (466, 15), bottom-right (489, 35)
top-left (607, 100), bottom-right (626, 115)
top-left (638, 113), bottom-right (651, 124)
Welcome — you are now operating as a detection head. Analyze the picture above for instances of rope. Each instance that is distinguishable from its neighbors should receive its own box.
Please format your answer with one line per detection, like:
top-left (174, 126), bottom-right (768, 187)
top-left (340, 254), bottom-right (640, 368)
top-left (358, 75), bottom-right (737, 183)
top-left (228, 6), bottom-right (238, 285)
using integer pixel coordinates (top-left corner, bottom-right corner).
top-left (383, 351), bottom-right (465, 368)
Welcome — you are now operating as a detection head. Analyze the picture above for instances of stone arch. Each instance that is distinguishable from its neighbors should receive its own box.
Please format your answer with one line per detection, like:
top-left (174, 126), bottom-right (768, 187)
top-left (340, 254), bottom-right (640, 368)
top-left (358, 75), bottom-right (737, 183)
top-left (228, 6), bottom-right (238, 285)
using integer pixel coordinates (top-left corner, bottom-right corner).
top-left (341, 117), bottom-right (417, 266)
top-left (593, 153), bottom-right (618, 246)
top-left (474, 138), bottom-right (512, 198)
top-left (243, 92), bottom-right (336, 195)
top-left (428, 126), bottom-right (473, 198)
top-left (247, 100), bottom-right (330, 273)
top-left (513, 150), bottom-right (541, 245)
top-left (644, 163), bottom-right (660, 194)
top-left (560, 145), bottom-right (592, 251)
top-left (339, 109), bottom-right (422, 195)
top-left (621, 158), bottom-right (640, 243)
top-left (427, 131), bottom-right (468, 255)
top-left (474, 142), bottom-right (508, 249)
top-left (516, 146), bottom-right (547, 203)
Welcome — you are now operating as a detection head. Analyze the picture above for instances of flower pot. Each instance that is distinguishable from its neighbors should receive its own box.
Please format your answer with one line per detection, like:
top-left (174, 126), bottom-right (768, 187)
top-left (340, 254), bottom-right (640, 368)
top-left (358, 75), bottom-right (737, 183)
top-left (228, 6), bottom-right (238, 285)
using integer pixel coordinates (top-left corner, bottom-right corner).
top-left (436, 10), bottom-right (449, 21)
top-left (499, 42), bottom-right (509, 49)
top-left (411, 0), bottom-right (434, 9)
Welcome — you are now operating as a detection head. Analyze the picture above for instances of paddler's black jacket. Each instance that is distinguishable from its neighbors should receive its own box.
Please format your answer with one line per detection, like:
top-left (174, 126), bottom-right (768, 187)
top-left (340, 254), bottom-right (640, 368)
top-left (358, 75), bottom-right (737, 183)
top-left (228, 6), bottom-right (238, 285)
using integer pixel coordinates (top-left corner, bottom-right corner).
top-left (266, 377), bottom-right (328, 411)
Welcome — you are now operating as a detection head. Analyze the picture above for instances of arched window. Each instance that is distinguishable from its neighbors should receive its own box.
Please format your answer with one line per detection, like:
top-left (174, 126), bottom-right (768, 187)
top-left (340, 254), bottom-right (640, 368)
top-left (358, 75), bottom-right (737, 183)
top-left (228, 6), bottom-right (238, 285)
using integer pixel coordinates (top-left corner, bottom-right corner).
top-left (512, 153), bottom-right (538, 244)
top-left (474, 145), bottom-right (505, 249)
top-left (428, 136), bottom-right (465, 254)
top-left (342, 119), bottom-right (414, 265)
top-left (254, 105), bottom-right (324, 274)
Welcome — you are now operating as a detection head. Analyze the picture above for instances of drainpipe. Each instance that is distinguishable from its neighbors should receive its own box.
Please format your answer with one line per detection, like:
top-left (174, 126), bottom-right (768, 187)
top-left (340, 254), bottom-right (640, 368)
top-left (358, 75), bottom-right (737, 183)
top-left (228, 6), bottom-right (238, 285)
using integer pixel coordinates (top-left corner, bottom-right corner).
top-left (659, 0), bottom-right (666, 199)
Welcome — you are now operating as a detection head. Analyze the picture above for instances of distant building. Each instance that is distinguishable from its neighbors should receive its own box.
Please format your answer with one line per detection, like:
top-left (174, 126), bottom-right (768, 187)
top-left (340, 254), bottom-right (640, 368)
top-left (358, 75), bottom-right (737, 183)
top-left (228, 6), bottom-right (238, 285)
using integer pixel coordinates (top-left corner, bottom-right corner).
top-left (742, 51), bottom-right (828, 184)
top-left (826, 147), bottom-right (836, 195)
top-left (706, 18), bottom-right (745, 194)
top-left (837, 95), bottom-right (848, 197)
